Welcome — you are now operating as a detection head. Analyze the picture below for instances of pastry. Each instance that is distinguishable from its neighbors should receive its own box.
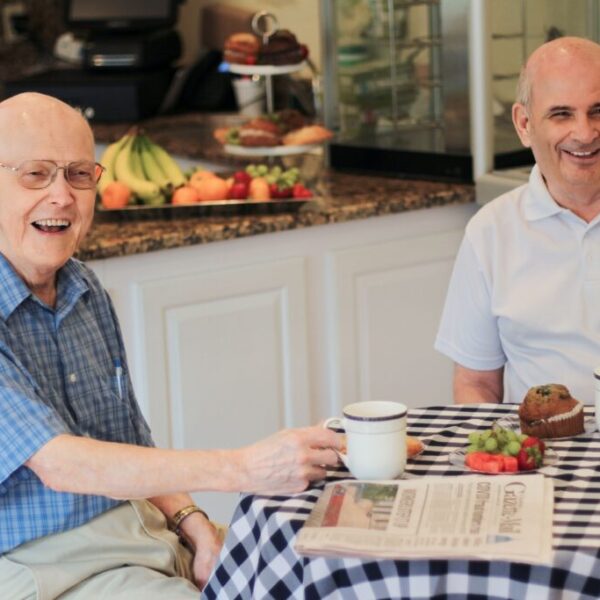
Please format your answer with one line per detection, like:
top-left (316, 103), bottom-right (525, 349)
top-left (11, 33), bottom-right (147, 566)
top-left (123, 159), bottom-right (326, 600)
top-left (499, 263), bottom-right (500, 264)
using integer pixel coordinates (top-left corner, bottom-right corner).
top-left (282, 124), bottom-right (333, 146)
top-left (518, 383), bottom-right (584, 438)
top-left (338, 434), bottom-right (423, 458)
top-left (274, 108), bottom-right (306, 134)
top-left (238, 118), bottom-right (281, 147)
top-left (258, 29), bottom-right (308, 65)
top-left (224, 32), bottom-right (260, 65)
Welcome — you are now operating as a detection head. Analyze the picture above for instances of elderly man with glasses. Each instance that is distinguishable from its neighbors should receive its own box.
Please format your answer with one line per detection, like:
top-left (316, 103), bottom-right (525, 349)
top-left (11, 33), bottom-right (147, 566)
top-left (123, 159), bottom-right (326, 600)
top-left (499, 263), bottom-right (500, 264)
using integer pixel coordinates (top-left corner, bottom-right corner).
top-left (0, 93), bottom-right (341, 599)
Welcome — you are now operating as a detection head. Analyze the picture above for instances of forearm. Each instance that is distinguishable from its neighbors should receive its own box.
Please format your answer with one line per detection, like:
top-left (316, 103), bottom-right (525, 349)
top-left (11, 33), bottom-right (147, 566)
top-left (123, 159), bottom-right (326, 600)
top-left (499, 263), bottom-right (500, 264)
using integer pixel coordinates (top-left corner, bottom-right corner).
top-left (453, 364), bottom-right (504, 404)
top-left (26, 434), bottom-right (244, 499)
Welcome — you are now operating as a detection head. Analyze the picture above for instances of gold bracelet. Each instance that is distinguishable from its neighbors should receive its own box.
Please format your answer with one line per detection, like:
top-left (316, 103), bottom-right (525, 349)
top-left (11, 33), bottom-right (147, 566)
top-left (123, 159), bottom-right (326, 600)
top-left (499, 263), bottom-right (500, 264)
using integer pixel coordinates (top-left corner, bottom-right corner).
top-left (171, 505), bottom-right (210, 535)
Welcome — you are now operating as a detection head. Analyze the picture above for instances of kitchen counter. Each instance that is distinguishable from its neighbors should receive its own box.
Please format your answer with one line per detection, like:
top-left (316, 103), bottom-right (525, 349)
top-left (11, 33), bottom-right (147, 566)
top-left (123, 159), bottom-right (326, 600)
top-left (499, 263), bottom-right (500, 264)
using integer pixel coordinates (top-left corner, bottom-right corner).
top-left (80, 113), bottom-right (475, 261)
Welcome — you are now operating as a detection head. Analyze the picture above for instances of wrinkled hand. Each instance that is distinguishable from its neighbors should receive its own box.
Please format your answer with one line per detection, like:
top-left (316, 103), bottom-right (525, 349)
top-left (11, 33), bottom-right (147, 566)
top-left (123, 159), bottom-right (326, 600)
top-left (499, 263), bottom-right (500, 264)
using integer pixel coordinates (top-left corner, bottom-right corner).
top-left (239, 426), bottom-right (342, 495)
top-left (182, 514), bottom-right (224, 590)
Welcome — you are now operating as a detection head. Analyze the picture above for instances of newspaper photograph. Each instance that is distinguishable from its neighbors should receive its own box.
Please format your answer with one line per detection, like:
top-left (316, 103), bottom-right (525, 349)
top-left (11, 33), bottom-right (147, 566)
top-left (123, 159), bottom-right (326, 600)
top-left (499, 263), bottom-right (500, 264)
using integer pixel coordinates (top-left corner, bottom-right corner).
top-left (295, 474), bottom-right (553, 564)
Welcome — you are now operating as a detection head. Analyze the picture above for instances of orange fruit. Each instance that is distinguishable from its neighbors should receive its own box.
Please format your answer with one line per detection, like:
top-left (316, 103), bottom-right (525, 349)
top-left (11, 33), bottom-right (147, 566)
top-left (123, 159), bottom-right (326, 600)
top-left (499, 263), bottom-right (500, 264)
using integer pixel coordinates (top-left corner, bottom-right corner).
top-left (171, 185), bottom-right (199, 205)
top-left (248, 177), bottom-right (270, 201)
top-left (101, 181), bottom-right (131, 209)
top-left (189, 170), bottom-right (217, 189)
top-left (194, 176), bottom-right (229, 202)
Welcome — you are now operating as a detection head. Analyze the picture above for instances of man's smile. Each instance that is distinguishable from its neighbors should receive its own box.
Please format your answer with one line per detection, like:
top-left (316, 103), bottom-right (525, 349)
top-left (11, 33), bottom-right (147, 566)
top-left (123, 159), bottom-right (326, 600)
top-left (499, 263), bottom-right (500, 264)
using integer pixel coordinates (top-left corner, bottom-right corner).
top-left (31, 218), bottom-right (71, 233)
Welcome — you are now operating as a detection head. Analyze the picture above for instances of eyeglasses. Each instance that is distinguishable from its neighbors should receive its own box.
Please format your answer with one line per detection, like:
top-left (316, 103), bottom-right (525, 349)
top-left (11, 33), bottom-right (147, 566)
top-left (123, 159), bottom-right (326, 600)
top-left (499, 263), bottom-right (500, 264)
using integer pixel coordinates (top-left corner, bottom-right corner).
top-left (0, 160), bottom-right (105, 190)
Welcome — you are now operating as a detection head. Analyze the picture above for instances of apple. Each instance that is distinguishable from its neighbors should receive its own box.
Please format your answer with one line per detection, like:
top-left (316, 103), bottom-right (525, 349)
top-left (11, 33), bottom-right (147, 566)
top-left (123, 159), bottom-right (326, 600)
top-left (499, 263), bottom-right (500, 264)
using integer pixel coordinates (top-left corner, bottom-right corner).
top-left (228, 181), bottom-right (249, 199)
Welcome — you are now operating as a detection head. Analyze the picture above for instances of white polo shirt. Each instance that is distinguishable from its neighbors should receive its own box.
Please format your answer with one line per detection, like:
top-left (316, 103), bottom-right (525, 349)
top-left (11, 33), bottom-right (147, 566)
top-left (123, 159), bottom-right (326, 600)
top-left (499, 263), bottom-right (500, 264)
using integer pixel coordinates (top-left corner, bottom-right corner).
top-left (435, 165), bottom-right (600, 404)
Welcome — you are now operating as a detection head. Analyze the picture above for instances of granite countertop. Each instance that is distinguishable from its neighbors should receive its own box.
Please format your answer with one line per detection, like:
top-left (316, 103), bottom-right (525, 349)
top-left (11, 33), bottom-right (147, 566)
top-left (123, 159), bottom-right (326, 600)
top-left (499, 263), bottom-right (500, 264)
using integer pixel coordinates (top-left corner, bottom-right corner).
top-left (80, 113), bottom-right (475, 261)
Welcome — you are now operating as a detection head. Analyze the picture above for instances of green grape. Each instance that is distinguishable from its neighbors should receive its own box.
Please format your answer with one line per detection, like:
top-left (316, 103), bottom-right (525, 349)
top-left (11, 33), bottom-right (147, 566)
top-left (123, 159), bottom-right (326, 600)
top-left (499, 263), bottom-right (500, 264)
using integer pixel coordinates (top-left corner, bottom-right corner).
top-left (468, 432), bottom-right (480, 445)
top-left (257, 164), bottom-right (269, 176)
top-left (484, 437), bottom-right (498, 452)
top-left (519, 433), bottom-right (529, 443)
top-left (506, 429), bottom-right (518, 442)
top-left (481, 430), bottom-right (492, 442)
top-left (467, 444), bottom-right (479, 454)
top-left (507, 440), bottom-right (521, 456)
top-left (270, 166), bottom-right (282, 177)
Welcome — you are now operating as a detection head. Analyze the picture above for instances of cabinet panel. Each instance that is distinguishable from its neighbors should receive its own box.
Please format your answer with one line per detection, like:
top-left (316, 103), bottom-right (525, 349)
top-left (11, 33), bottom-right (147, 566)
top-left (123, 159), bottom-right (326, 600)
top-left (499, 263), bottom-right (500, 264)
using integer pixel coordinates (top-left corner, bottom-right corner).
top-left (332, 229), bottom-right (464, 411)
top-left (134, 257), bottom-right (310, 523)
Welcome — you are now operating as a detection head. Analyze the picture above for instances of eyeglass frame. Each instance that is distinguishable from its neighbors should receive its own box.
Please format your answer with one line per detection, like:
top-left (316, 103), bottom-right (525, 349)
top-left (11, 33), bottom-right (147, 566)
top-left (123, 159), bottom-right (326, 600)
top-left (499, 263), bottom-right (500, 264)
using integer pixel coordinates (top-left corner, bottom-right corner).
top-left (0, 159), bottom-right (106, 190)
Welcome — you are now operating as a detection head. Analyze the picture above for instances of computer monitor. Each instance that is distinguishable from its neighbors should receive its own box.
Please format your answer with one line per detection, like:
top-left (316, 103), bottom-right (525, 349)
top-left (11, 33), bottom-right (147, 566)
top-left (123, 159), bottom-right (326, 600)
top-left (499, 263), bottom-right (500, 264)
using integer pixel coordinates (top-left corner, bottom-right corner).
top-left (65, 0), bottom-right (181, 32)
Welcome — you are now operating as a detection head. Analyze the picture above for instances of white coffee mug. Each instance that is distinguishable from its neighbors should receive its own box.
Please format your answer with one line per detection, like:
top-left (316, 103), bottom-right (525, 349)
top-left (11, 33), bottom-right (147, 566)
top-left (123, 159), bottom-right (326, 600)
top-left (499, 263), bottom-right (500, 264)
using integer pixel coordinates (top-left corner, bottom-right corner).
top-left (324, 400), bottom-right (407, 480)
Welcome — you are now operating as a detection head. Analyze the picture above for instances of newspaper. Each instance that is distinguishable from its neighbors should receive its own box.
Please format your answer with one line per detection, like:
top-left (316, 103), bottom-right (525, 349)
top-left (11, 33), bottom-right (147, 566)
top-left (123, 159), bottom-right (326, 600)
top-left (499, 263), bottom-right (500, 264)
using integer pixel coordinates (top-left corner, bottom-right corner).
top-left (296, 474), bottom-right (554, 564)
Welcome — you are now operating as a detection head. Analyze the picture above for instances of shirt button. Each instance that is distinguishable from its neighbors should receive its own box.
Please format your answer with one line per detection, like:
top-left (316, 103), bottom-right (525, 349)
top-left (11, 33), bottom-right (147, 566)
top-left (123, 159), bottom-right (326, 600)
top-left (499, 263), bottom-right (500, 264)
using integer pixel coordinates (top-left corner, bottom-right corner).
top-left (68, 373), bottom-right (77, 383)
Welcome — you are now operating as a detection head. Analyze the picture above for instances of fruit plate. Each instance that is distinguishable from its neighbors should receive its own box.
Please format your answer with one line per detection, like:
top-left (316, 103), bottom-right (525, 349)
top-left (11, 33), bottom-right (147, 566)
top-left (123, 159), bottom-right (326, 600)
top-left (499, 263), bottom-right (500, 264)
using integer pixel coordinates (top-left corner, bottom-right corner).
top-left (448, 447), bottom-right (559, 474)
top-left (495, 414), bottom-right (597, 440)
top-left (94, 197), bottom-right (313, 221)
top-left (224, 143), bottom-right (323, 157)
top-left (226, 61), bottom-right (307, 76)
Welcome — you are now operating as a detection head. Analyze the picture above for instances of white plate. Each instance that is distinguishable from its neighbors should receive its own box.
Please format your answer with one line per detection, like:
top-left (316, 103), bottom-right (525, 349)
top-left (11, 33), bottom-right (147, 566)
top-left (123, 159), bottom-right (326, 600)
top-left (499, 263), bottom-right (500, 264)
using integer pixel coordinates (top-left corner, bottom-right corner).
top-left (448, 447), bottom-right (559, 474)
top-left (227, 61), bottom-right (307, 76)
top-left (224, 143), bottom-right (323, 156)
top-left (495, 414), bottom-right (596, 440)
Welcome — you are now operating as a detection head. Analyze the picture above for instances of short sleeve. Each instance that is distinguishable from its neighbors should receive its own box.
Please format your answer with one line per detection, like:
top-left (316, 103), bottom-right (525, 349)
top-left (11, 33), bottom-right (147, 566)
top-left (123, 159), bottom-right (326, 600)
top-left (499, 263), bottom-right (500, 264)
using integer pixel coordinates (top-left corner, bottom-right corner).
top-left (0, 348), bottom-right (70, 484)
top-left (434, 235), bottom-right (506, 370)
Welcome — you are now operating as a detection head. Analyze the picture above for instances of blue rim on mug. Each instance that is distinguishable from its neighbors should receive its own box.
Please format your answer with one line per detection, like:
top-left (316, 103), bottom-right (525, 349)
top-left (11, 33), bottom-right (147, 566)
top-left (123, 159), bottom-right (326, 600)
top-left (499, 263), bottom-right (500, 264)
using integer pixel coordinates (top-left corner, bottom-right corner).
top-left (343, 402), bottom-right (407, 422)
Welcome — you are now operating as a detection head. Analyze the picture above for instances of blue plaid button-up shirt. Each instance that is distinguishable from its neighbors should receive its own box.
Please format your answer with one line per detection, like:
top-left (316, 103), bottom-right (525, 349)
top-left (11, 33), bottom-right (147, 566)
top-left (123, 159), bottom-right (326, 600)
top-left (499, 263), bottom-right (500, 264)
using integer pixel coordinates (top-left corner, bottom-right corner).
top-left (0, 255), bottom-right (153, 554)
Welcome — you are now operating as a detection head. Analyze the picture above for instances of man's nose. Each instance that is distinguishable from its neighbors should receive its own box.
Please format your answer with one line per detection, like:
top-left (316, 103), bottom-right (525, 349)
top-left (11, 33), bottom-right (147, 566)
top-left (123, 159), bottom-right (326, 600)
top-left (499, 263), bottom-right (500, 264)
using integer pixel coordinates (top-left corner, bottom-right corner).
top-left (47, 168), bottom-right (75, 203)
top-left (572, 116), bottom-right (600, 144)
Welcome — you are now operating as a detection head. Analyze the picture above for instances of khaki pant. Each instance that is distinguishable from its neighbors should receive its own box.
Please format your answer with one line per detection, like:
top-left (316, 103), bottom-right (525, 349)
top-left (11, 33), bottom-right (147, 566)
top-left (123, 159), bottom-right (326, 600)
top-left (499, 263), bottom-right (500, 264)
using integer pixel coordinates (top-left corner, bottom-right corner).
top-left (0, 500), bottom-right (199, 600)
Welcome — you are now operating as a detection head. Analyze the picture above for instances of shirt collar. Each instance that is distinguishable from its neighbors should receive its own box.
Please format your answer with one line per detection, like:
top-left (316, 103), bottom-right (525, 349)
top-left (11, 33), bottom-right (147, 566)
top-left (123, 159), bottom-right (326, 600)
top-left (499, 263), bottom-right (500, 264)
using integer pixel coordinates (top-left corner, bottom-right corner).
top-left (523, 164), bottom-right (564, 221)
top-left (0, 255), bottom-right (90, 322)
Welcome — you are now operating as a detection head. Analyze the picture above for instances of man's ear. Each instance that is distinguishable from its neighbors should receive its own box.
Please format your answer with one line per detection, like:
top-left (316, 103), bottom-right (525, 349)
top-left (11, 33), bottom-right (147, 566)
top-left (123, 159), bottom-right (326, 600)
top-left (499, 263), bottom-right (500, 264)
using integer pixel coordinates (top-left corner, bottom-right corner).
top-left (512, 102), bottom-right (532, 147)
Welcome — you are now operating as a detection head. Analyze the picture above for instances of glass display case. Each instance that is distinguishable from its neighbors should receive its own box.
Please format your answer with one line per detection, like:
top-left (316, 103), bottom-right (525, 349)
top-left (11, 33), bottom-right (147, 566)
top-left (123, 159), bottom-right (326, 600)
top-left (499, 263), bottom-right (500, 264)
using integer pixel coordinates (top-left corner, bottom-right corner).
top-left (320, 0), bottom-right (600, 184)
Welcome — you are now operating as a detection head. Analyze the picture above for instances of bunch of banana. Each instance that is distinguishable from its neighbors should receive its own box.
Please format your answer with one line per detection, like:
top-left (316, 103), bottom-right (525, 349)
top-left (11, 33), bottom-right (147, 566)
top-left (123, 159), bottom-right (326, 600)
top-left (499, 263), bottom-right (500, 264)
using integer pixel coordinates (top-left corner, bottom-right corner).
top-left (98, 131), bottom-right (187, 206)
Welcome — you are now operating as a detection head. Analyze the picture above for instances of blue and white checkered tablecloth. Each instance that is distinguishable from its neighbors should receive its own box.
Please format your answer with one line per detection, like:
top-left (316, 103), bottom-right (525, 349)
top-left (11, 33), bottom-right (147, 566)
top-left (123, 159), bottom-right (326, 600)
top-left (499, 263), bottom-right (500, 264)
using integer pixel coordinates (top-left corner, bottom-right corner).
top-left (203, 404), bottom-right (600, 599)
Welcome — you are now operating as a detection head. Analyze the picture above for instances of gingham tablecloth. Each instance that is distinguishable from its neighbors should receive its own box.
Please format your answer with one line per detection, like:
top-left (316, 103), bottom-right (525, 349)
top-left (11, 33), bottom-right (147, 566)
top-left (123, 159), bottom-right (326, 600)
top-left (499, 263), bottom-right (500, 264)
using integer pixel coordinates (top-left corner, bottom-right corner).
top-left (203, 404), bottom-right (600, 599)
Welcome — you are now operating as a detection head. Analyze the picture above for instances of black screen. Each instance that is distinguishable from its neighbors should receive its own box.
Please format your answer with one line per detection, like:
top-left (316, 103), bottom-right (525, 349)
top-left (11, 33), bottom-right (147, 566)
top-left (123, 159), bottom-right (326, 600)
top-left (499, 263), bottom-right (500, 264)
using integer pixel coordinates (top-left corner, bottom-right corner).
top-left (66, 0), bottom-right (177, 31)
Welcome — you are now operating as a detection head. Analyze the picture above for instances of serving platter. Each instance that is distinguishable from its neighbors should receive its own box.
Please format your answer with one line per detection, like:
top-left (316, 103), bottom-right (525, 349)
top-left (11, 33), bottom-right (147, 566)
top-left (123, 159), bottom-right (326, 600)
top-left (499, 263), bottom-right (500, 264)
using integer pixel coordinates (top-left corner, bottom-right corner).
top-left (495, 414), bottom-right (597, 440)
top-left (224, 142), bottom-right (323, 157)
top-left (95, 197), bottom-right (312, 222)
top-left (448, 447), bottom-right (559, 474)
top-left (227, 61), bottom-right (307, 76)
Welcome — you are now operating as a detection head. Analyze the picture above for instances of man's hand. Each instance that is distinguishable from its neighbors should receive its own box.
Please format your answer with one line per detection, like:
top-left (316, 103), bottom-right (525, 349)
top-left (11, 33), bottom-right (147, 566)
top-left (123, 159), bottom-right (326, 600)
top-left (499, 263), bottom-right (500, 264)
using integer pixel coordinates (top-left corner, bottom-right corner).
top-left (180, 512), bottom-right (224, 590)
top-left (236, 426), bottom-right (342, 495)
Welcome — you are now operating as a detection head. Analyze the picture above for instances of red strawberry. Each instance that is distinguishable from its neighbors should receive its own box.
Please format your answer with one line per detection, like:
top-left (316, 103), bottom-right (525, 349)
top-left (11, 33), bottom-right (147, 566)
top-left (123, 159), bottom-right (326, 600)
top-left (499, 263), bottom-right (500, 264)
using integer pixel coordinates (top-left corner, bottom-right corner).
top-left (292, 183), bottom-right (312, 199)
top-left (517, 447), bottom-right (541, 471)
top-left (522, 436), bottom-right (545, 454)
top-left (233, 171), bottom-right (252, 185)
top-left (269, 183), bottom-right (292, 199)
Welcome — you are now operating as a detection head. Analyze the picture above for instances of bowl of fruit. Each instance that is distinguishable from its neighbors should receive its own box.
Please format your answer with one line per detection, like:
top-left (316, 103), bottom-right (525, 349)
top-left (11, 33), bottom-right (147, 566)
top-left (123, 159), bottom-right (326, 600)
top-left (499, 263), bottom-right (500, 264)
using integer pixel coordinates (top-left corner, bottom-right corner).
top-left (448, 424), bottom-right (558, 474)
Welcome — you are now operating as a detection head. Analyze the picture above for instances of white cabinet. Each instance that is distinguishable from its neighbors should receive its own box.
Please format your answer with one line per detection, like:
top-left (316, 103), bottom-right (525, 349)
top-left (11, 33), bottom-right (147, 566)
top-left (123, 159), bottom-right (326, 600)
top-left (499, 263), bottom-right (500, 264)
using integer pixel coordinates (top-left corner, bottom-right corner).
top-left (331, 229), bottom-right (465, 409)
top-left (88, 201), bottom-right (476, 522)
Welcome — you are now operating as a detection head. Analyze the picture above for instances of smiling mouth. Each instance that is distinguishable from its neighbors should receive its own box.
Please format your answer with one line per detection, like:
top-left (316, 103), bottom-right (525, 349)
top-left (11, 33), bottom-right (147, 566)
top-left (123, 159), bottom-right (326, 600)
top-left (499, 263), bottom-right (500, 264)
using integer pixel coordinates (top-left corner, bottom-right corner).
top-left (563, 148), bottom-right (600, 159)
top-left (32, 218), bottom-right (71, 233)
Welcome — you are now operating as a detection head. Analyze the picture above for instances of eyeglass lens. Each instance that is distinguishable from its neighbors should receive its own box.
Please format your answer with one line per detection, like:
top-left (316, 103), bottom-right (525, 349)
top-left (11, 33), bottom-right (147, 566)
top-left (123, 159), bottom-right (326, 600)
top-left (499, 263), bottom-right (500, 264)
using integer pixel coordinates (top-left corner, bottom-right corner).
top-left (17, 160), bottom-right (102, 190)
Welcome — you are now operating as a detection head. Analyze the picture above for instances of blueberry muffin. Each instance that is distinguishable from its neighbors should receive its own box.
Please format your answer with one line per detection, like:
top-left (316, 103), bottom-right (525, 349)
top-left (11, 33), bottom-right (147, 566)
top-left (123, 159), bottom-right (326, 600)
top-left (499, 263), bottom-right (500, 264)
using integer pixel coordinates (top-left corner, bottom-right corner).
top-left (518, 384), bottom-right (584, 439)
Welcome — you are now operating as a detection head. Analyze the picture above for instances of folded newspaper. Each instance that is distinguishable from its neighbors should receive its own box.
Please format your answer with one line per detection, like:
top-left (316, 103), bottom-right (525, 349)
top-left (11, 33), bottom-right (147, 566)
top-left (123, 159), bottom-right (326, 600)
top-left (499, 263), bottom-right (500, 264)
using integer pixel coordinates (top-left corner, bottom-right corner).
top-left (296, 474), bottom-right (553, 564)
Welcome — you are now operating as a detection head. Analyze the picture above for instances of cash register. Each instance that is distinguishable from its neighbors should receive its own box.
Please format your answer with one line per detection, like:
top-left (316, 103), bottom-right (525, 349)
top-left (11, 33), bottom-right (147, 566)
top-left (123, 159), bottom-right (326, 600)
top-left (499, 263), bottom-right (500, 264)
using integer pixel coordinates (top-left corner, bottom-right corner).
top-left (4, 0), bottom-right (184, 121)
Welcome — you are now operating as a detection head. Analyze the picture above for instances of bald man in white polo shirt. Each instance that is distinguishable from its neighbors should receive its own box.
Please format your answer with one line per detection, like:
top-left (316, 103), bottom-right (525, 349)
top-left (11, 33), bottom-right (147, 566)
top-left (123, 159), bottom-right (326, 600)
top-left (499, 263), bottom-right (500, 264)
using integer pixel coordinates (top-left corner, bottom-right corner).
top-left (435, 36), bottom-right (600, 405)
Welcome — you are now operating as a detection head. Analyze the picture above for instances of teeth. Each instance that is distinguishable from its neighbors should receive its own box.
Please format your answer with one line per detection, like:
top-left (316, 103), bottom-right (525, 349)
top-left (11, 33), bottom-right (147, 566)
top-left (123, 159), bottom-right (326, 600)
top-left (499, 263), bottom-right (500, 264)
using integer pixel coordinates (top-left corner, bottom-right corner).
top-left (568, 150), bottom-right (595, 157)
top-left (34, 219), bottom-right (70, 227)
